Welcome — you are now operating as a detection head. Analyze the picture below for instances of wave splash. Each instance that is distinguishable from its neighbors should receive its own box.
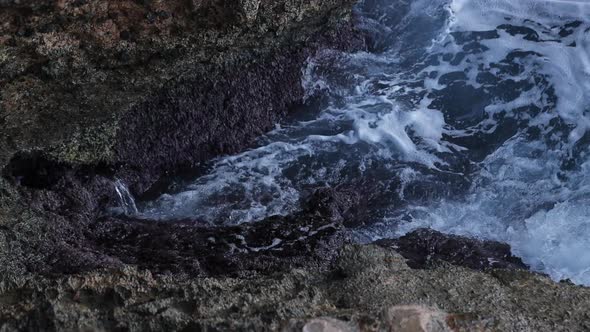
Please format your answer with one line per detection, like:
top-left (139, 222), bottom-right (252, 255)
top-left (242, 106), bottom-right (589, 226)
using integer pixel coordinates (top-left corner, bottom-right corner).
top-left (376, 0), bottom-right (590, 285)
top-left (138, 0), bottom-right (590, 285)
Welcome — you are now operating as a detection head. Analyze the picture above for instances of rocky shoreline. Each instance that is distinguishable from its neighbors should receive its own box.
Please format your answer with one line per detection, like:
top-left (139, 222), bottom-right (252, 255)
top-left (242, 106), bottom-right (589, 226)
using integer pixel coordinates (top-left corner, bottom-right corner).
top-left (0, 0), bottom-right (363, 276)
top-left (2, 242), bottom-right (590, 331)
top-left (1, 0), bottom-right (590, 331)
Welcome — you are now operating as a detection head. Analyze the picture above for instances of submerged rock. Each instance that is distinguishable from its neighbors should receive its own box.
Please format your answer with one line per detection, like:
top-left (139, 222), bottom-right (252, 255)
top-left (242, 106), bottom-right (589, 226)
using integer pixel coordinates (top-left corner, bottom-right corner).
top-left (375, 228), bottom-right (528, 271)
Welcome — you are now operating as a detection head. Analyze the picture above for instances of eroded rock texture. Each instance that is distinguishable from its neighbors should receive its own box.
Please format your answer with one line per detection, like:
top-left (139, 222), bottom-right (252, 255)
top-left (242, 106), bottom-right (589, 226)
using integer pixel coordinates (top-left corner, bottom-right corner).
top-left (0, 0), bottom-right (362, 191)
top-left (0, 0), bottom-right (363, 278)
top-left (1, 1), bottom-right (590, 331)
top-left (2, 245), bottom-right (590, 331)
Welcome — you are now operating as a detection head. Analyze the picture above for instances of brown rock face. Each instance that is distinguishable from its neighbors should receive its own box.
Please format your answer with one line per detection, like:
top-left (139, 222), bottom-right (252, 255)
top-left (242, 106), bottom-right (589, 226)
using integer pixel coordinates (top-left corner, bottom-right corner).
top-left (2, 244), bottom-right (590, 331)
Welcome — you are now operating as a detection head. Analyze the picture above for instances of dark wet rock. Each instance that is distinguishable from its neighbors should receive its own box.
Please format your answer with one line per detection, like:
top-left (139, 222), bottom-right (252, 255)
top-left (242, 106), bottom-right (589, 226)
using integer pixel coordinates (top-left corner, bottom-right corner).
top-left (114, 51), bottom-right (315, 194)
top-left (375, 228), bottom-right (528, 271)
top-left (13, 186), bottom-right (355, 277)
top-left (498, 24), bottom-right (540, 42)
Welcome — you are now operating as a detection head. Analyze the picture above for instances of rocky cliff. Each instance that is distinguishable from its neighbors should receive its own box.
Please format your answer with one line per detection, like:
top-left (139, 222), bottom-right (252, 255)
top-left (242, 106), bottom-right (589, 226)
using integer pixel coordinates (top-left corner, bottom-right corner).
top-left (1, 1), bottom-right (590, 331)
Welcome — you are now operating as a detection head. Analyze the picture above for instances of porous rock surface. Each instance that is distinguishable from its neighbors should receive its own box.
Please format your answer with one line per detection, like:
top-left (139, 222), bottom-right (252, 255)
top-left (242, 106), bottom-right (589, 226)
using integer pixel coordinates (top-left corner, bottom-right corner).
top-left (0, 0), bottom-right (362, 192)
top-left (1, 1), bottom-right (590, 331)
top-left (0, 0), bottom-right (362, 278)
top-left (2, 245), bottom-right (590, 331)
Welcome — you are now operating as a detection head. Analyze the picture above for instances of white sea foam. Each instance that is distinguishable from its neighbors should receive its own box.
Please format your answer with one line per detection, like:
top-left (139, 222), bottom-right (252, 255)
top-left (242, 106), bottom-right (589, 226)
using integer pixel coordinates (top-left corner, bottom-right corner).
top-left (385, 0), bottom-right (590, 285)
top-left (394, 136), bottom-right (590, 284)
top-left (139, 142), bottom-right (311, 224)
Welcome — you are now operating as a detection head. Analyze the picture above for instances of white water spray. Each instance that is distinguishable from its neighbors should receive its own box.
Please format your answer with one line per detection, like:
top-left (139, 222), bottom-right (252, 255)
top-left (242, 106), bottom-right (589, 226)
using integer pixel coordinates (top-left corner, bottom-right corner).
top-left (114, 179), bottom-right (138, 215)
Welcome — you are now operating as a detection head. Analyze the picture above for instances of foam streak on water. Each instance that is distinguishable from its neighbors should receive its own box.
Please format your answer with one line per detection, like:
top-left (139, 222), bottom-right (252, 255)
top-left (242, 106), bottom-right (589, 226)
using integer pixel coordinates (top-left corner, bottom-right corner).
top-left (115, 179), bottom-right (139, 215)
top-left (388, 0), bottom-right (590, 285)
top-left (138, 0), bottom-right (590, 285)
